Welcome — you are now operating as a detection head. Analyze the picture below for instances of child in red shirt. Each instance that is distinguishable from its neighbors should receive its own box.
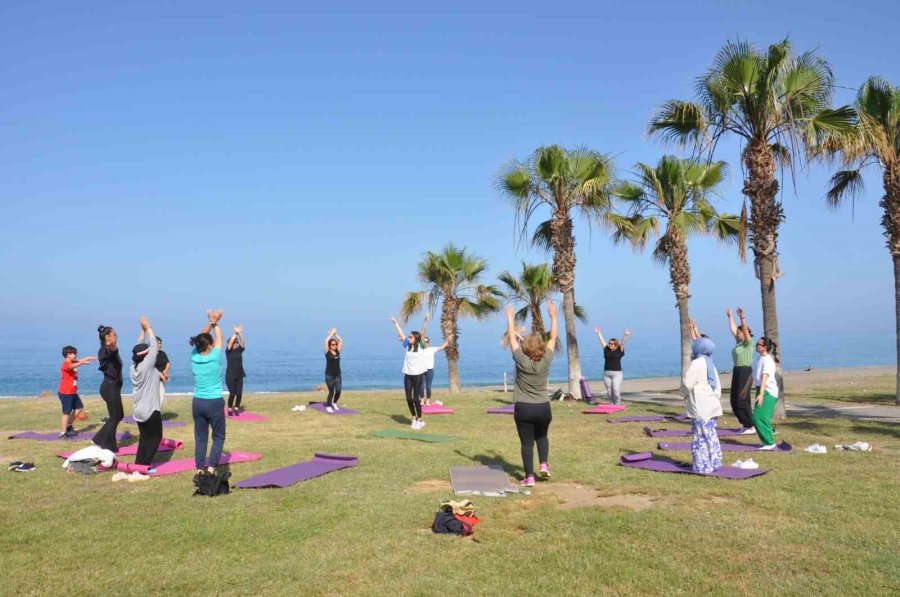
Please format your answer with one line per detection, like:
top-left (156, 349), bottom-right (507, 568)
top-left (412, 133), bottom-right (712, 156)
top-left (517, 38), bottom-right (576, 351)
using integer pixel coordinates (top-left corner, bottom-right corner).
top-left (58, 346), bottom-right (96, 438)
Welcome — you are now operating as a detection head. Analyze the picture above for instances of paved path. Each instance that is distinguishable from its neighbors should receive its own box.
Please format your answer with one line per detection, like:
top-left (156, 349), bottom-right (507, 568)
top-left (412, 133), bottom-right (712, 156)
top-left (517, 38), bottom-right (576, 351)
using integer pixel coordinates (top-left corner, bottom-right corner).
top-left (620, 391), bottom-right (900, 424)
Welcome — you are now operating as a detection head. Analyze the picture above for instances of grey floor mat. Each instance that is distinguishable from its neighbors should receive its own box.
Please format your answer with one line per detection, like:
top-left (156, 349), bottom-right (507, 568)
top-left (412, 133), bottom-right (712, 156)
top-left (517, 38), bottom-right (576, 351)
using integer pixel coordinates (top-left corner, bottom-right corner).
top-left (449, 465), bottom-right (520, 496)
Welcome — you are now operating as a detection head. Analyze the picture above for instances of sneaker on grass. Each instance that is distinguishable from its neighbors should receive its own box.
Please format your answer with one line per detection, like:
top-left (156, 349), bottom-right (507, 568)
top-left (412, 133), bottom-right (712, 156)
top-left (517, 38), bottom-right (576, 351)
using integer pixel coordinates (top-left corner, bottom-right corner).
top-left (539, 463), bottom-right (551, 478)
top-left (519, 475), bottom-right (535, 487)
top-left (739, 427), bottom-right (756, 435)
top-left (758, 444), bottom-right (778, 451)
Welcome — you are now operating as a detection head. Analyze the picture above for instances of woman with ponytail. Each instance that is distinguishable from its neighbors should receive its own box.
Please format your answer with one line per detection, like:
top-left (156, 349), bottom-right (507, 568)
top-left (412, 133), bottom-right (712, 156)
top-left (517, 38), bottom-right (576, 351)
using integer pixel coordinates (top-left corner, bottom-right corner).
top-left (93, 324), bottom-right (124, 452)
top-left (191, 309), bottom-right (225, 473)
top-left (682, 319), bottom-right (723, 473)
top-left (752, 337), bottom-right (780, 450)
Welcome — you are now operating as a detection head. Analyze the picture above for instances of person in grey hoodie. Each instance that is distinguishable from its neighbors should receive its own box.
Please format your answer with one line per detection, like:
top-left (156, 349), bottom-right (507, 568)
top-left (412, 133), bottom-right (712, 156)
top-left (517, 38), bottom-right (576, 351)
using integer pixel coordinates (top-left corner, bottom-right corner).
top-left (131, 317), bottom-right (161, 468)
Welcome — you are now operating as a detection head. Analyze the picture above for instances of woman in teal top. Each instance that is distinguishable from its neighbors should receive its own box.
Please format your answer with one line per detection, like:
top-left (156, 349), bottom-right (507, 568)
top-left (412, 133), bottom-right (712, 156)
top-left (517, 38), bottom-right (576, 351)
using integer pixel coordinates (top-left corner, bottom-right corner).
top-left (191, 309), bottom-right (225, 473)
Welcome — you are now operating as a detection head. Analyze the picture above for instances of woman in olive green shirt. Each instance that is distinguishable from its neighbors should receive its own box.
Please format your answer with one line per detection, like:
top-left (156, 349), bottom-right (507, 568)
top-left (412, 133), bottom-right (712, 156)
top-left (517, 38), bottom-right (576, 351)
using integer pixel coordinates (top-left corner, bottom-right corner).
top-left (726, 307), bottom-right (755, 433)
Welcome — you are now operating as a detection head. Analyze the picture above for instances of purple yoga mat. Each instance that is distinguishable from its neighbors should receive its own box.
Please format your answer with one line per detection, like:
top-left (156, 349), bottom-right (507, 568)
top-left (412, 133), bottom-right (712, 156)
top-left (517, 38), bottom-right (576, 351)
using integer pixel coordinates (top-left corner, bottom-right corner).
top-left (235, 453), bottom-right (358, 489)
top-left (9, 430), bottom-right (132, 442)
top-left (643, 426), bottom-right (746, 438)
top-left (123, 415), bottom-right (186, 428)
top-left (308, 402), bottom-right (359, 415)
top-left (620, 453), bottom-right (770, 479)
top-left (607, 413), bottom-right (691, 423)
top-left (487, 403), bottom-right (515, 414)
top-left (658, 440), bottom-right (793, 453)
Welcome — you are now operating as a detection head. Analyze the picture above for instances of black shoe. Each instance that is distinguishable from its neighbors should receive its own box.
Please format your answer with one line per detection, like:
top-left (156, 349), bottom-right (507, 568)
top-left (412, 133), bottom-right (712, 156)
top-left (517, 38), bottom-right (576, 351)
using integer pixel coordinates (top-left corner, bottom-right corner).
top-left (8, 461), bottom-right (24, 471)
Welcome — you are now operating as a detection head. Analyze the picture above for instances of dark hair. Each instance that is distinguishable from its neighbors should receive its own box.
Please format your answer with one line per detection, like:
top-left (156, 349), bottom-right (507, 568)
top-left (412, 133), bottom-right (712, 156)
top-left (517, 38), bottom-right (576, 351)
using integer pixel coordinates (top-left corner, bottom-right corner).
top-left (61, 345), bottom-right (77, 358)
top-left (132, 343), bottom-right (150, 366)
top-left (156, 336), bottom-right (162, 344)
top-left (190, 333), bottom-right (214, 353)
top-left (758, 336), bottom-right (780, 363)
top-left (407, 331), bottom-right (422, 352)
top-left (98, 325), bottom-right (114, 346)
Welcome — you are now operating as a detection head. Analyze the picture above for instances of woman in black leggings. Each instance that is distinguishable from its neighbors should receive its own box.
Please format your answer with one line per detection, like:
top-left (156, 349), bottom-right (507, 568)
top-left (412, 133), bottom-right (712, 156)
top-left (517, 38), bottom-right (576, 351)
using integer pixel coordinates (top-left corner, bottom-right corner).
top-left (324, 328), bottom-right (343, 412)
top-left (225, 326), bottom-right (246, 417)
top-left (93, 325), bottom-right (124, 452)
top-left (505, 301), bottom-right (558, 487)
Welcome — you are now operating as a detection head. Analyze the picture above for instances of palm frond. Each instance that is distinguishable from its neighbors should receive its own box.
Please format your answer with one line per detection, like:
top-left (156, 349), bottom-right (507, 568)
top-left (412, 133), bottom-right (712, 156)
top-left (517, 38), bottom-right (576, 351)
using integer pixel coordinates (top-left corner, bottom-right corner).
top-left (530, 219), bottom-right (553, 253)
top-left (649, 100), bottom-right (708, 146)
top-left (399, 291), bottom-right (427, 323)
top-left (825, 169), bottom-right (865, 210)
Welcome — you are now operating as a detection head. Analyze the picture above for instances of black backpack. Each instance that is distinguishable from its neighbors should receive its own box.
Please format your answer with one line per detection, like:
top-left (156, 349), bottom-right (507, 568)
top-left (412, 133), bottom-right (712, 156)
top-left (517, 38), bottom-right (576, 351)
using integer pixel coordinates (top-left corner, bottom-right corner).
top-left (193, 470), bottom-right (232, 497)
top-left (432, 511), bottom-right (473, 536)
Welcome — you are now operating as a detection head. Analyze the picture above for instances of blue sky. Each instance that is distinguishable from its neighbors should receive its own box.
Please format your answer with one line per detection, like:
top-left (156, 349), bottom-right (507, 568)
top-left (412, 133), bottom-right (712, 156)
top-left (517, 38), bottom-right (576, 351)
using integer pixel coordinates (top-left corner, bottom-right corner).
top-left (1, 0), bottom-right (898, 355)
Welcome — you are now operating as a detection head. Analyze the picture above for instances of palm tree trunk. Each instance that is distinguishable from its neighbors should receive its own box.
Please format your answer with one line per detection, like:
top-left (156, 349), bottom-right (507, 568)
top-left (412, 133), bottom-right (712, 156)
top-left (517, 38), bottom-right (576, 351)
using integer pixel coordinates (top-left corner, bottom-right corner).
top-left (529, 303), bottom-right (547, 336)
top-left (441, 298), bottom-right (461, 393)
top-left (744, 140), bottom-right (787, 419)
top-left (668, 231), bottom-right (692, 375)
top-left (882, 164), bottom-right (900, 405)
top-left (550, 209), bottom-right (582, 396)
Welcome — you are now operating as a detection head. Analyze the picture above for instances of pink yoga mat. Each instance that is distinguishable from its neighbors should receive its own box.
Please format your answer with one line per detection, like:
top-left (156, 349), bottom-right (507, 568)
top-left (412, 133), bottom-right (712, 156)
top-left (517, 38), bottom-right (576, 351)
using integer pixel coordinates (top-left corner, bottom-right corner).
top-left (58, 438), bottom-right (184, 458)
top-left (620, 452), bottom-right (771, 479)
top-left (422, 404), bottom-right (453, 414)
top-left (582, 404), bottom-right (626, 414)
top-left (116, 451), bottom-right (263, 476)
top-left (225, 410), bottom-right (269, 422)
top-left (658, 440), bottom-right (793, 453)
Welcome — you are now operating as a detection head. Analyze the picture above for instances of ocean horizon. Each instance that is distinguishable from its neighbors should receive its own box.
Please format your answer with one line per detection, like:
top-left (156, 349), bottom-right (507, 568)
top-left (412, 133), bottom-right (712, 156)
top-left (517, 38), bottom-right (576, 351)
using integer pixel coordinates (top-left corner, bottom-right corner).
top-left (1, 329), bottom-right (893, 398)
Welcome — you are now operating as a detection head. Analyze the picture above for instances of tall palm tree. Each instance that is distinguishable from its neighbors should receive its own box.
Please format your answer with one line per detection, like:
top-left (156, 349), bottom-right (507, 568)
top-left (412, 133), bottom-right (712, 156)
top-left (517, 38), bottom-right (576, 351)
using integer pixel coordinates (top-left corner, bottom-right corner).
top-left (400, 244), bottom-right (503, 393)
top-left (497, 145), bottom-right (617, 398)
top-left (648, 39), bottom-right (852, 416)
top-left (814, 77), bottom-right (900, 404)
top-left (497, 261), bottom-right (586, 347)
top-left (613, 156), bottom-right (740, 374)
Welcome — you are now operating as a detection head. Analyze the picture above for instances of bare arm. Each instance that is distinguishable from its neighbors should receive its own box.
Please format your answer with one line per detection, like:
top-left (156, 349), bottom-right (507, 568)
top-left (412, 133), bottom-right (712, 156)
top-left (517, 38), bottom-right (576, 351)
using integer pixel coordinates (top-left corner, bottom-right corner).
top-left (689, 318), bottom-right (700, 341)
top-left (620, 328), bottom-right (632, 349)
top-left (203, 309), bottom-right (224, 350)
top-left (161, 361), bottom-right (171, 381)
top-left (756, 373), bottom-right (768, 405)
top-left (726, 308), bottom-right (738, 339)
top-left (594, 326), bottom-right (607, 349)
top-left (228, 335), bottom-right (237, 351)
top-left (389, 316), bottom-right (405, 342)
top-left (324, 329), bottom-right (335, 352)
top-left (70, 356), bottom-right (97, 369)
top-left (506, 306), bottom-right (520, 353)
top-left (334, 333), bottom-right (343, 352)
top-left (737, 307), bottom-right (750, 342)
top-left (421, 312), bottom-right (430, 339)
top-left (546, 301), bottom-right (558, 351)
top-left (435, 334), bottom-right (453, 352)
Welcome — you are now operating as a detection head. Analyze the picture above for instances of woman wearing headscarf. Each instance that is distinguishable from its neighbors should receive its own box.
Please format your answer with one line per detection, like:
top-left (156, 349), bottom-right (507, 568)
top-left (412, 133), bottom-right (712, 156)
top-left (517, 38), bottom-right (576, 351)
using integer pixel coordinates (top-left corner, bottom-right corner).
top-left (681, 319), bottom-right (723, 473)
top-left (131, 316), bottom-right (162, 472)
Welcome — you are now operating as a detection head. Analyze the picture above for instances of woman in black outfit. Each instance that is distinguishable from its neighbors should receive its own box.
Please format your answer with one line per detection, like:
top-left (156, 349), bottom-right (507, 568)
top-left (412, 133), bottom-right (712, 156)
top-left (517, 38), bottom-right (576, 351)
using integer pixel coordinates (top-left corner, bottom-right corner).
top-left (93, 325), bottom-right (124, 452)
top-left (226, 326), bottom-right (246, 417)
top-left (324, 328), bottom-right (343, 412)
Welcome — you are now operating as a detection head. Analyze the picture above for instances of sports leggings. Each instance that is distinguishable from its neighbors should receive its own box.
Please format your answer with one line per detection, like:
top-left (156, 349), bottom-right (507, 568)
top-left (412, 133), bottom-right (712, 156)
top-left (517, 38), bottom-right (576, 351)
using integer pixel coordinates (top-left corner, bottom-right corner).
top-left (226, 377), bottom-right (244, 409)
top-left (93, 379), bottom-right (124, 452)
top-left (514, 401), bottom-right (552, 476)
top-left (603, 370), bottom-right (624, 404)
top-left (423, 368), bottom-right (434, 399)
top-left (135, 411), bottom-right (163, 466)
top-left (326, 375), bottom-right (342, 407)
top-left (404, 373), bottom-right (423, 418)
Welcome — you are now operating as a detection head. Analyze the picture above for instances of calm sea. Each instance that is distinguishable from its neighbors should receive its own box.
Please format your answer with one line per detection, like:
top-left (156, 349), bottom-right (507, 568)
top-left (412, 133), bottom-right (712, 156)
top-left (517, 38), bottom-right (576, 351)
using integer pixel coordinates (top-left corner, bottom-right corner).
top-left (1, 329), bottom-right (893, 397)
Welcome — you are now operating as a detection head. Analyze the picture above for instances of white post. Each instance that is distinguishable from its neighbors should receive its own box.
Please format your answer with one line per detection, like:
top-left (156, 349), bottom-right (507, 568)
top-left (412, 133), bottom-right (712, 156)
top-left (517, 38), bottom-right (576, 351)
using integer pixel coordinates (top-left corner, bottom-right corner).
top-left (503, 372), bottom-right (508, 393)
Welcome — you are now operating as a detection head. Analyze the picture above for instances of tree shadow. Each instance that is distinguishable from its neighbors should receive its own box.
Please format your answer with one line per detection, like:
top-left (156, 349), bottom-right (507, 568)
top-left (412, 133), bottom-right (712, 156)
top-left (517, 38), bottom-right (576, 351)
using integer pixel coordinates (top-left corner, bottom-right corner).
top-left (851, 421), bottom-right (900, 439)
top-left (453, 449), bottom-right (521, 475)
top-left (74, 424), bottom-right (99, 433)
top-left (161, 412), bottom-right (181, 421)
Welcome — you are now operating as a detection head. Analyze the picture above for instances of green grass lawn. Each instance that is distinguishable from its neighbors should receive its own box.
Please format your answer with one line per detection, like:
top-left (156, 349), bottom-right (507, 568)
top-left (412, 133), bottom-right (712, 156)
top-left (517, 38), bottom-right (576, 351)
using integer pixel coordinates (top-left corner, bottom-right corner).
top-left (2, 389), bottom-right (898, 596)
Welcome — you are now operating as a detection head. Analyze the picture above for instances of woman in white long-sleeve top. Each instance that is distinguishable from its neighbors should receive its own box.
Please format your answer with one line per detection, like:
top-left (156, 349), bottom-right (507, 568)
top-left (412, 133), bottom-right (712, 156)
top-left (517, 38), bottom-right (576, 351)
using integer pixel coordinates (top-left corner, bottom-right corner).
top-left (681, 320), bottom-right (723, 473)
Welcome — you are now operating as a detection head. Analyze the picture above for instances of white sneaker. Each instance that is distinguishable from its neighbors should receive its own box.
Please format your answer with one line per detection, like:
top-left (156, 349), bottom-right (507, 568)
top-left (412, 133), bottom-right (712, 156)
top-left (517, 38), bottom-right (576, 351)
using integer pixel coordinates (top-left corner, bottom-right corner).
top-left (111, 472), bottom-right (129, 482)
top-left (805, 444), bottom-right (827, 454)
top-left (758, 444), bottom-right (778, 451)
top-left (731, 459), bottom-right (745, 468)
top-left (411, 419), bottom-right (419, 430)
top-left (740, 427), bottom-right (756, 435)
top-left (326, 406), bottom-right (334, 413)
top-left (333, 404), bottom-right (341, 411)
top-left (291, 405), bottom-right (306, 412)
top-left (418, 420), bottom-right (426, 430)
top-left (849, 441), bottom-right (872, 452)
top-left (741, 458), bottom-right (760, 469)
top-left (128, 471), bottom-right (150, 482)
top-left (435, 401), bottom-right (443, 406)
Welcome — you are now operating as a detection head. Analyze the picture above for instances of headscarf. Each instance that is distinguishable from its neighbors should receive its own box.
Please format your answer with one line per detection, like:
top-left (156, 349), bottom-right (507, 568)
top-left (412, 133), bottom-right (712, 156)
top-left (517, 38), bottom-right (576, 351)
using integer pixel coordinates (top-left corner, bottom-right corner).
top-left (131, 343), bottom-right (150, 366)
top-left (690, 337), bottom-right (718, 390)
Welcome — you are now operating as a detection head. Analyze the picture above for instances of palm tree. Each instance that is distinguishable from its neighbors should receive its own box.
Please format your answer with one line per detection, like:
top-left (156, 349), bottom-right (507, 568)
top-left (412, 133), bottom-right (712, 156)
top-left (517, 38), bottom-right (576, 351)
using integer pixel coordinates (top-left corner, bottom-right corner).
top-left (497, 261), bottom-right (586, 347)
top-left (497, 145), bottom-right (617, 398)
top-left (814, 77), bottom-right (900, 404)
top-left (613, 156), bottom-right (740, 374)
top-left (400, 244), bottom-right (503, 393)
top-left (649, 39), bottom-right (852, 416)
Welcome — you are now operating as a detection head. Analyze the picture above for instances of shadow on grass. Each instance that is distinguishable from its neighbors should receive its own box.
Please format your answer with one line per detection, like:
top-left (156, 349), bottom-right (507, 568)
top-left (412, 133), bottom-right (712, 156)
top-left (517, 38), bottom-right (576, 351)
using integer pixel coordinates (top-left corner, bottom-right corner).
top-left (453, 449), bottom-right (521, 476)
top-left (802, 392), bottom-right (898, 406)
top-left (851, 422), bottom-right (900, 439)
top-left (390, 414), bottom-right (411, 425)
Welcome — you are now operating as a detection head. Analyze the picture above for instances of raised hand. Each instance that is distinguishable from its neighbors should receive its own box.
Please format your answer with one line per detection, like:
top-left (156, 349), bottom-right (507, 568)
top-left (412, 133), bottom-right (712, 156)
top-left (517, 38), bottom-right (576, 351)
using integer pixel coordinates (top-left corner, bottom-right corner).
top-left (424, 312), bottom-right (431, 322)
top-left (546, 300), bottom-right (557, 317)
top-left (736, 307), bottom-right (745, 319)
top-left (140, 316), bottom-right (150, 331)
top-left (234, 325), bottom-right (243, 334)
top-left (624, 328), bottom-right (632, 336)
top-left (594, 326), bottom-right (602, 335)
top-left (725, 307), bottom-right (732, 318)
top-left (506, 305), bottom-right (515, 318)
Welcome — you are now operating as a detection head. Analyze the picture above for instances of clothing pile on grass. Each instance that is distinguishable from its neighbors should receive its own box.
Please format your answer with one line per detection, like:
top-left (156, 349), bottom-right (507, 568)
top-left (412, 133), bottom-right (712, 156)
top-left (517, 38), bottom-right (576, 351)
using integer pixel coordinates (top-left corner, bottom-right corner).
top-left (432, 500), bottom-right (480, 536)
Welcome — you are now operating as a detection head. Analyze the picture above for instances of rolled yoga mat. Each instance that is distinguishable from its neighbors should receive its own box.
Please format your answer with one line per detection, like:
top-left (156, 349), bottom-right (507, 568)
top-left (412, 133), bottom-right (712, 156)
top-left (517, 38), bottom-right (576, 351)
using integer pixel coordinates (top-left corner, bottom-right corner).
top-left (579, 378), bottom-right (594, 402)
top-left (235, 453), bottom-right (358, 489)
top-left (658, 440), bottom-right (793, 453)
top-left (486, 403), bottom-right (515, 415)
top-left (372, 429), bottom-right (457, 443)
top-left (620, 452), bottom-right (771, 480)
top-left (225, 410), bottom-right (269, 422)
top-left (308, 402), bottom-right (359, 415)
top-left (9, 430), bottom-right (132, 442)
top-left (122, 415), bottom-right (186, 428)
top-left (449, 465), bottom-right (520, 496)
top-left (421, 404), bottom-right (454, 415)
top-left (582, 404), bottom-right (626, 414)
top-left (115, 451), bottom-right (263, 476)
top-left (643, 426), bottom-right (746, 438)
